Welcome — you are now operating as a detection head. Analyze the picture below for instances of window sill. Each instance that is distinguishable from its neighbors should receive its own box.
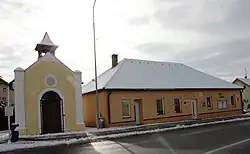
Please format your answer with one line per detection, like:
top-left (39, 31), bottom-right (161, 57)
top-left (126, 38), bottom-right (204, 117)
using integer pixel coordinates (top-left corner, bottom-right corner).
top-left (218, 108), bottom-right (228, 110)
top-left (122, 116), bottom-right (131, 119)
top-left (157, 113), bottom-right (165, 115)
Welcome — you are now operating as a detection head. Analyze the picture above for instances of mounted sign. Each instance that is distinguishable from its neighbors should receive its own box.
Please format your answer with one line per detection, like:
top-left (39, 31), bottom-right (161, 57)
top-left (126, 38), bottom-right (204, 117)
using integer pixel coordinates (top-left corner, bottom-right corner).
top-left (5, 106), bottom-right (14, 116)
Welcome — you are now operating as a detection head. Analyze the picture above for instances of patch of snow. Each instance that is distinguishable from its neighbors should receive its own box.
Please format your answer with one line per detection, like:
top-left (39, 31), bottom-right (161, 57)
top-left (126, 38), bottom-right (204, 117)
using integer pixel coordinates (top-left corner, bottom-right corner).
top-left (20, 125), bottom-right (136, 139)
top-left (20, 114), bottom-right (250, 140)
top-left (0, 133), bottom-right (10, 143)
top-left (1, 116), bottom-right (250, 152)
top-left (0, 138), bottom-right (90, 152)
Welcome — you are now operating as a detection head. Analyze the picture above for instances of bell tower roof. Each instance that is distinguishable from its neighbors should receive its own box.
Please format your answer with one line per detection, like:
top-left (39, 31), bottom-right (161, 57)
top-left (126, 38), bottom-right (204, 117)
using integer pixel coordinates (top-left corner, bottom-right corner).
top-left (35, 32), bottom-right (58, 58)
top-left (39, 32), bottom-right (54, 46)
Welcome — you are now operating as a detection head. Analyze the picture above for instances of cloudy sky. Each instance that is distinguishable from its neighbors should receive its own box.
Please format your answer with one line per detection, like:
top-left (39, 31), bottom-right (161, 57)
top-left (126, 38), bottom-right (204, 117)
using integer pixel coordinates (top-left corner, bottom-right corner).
top-left (0, 0), bottom-right (249, 83)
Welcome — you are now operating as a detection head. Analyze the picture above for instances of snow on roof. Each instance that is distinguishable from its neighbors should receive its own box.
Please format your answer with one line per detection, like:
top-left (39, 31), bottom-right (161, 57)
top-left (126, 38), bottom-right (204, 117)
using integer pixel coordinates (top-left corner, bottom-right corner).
top-left (234, 78), bottom-right (250, 86)
top-left (82, 58), bottom-right (242, 94)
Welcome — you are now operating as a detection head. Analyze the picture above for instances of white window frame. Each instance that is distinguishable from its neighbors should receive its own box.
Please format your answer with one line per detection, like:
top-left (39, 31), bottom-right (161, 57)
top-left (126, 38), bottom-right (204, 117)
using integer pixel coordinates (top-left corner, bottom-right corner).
top-left (206, 96), bottom-right (212, 108)
top-left (156, 97), bottom-right (165, 115)
top-left (231, 95), bottom-right (236, 108)
top-left (174, 97), bottom-right (182, 113)
top-left (217, 99), bottom-right (228, 109)
top-left (122, 99), bottom-right (131, 118)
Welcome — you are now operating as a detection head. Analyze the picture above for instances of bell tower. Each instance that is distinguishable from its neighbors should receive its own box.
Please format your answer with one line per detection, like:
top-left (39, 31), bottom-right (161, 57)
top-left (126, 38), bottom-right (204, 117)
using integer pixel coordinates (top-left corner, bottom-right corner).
top-left (35, 32), bottom-right (58, 59)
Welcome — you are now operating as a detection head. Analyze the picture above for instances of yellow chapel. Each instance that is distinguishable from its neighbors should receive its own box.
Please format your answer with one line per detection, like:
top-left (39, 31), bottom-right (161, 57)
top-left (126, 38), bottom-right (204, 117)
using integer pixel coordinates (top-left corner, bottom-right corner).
top-left (14, 33), bottom-right (85, 135)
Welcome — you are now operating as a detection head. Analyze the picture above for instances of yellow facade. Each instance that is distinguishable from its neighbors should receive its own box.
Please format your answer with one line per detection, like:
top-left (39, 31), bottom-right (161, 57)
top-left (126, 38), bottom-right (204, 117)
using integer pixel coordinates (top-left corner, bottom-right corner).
top-left (14, 33), bottom-right (84, 135)
top-left (83, 89), bottom-right (242, 127)
top-left (22, 60), bottom-right (84, 135)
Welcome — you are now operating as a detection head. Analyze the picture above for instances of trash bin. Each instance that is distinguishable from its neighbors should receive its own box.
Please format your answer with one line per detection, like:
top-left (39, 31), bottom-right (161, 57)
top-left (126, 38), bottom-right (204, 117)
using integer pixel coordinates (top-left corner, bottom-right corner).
top-left (10, 123), bottom-right (19, 142)
top-left (99, 118), bottom-right (105, 128)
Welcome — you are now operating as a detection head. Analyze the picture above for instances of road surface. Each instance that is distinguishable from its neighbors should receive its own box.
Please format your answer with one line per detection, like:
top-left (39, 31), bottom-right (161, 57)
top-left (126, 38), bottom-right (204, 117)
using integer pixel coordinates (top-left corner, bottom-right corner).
top-left (3, 120), bottom-right (250, 154)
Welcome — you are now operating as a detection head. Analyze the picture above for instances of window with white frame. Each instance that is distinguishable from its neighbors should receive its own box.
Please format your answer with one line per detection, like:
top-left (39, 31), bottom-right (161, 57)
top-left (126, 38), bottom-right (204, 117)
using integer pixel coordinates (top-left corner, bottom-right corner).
top-left (156, 97), bottom-right (164, 115)
top-left (122, 100), bottom-right (131, 117)
top-left (231, 95), bottom-right (236, 108)
top-left (206, 96), bottom-right (212, 108)
top-left (217, 100), bottom-right (228, 109)
top-left (174, 98), bottom-right (181, 113)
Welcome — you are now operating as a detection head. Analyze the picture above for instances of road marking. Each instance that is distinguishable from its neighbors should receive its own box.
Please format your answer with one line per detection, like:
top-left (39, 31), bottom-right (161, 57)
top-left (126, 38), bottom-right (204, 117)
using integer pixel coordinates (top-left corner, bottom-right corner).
top-left (157, 136), bottom-right (178, 154)
top-left (180, 127), bottom-right (224, 136)
top-left (131, 140), bottom-right (152, 144)
top-left (202, 138), bottom-right (250, 154)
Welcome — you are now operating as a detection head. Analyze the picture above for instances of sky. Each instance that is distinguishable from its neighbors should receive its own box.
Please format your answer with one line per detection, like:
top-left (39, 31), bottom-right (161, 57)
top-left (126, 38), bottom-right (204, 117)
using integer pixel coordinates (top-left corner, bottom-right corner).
top-left (0, 0), bottom-right (249, 83)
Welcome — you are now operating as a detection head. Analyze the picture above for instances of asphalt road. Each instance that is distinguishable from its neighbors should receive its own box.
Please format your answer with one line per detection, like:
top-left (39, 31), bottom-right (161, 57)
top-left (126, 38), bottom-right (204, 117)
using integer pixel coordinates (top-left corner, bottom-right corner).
top-left (4, 120), bottom-right (250, 154)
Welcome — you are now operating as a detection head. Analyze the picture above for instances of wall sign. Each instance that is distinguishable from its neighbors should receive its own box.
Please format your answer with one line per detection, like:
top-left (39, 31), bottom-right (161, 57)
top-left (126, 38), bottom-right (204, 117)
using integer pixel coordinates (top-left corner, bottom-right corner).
top-left (44, 74), bottom-right (57, 87)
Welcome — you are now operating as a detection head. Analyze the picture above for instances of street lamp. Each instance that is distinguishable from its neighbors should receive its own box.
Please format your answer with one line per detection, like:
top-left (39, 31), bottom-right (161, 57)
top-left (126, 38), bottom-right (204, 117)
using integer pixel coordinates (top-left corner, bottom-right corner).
top-left (93, 0), bottom-right (100, 129)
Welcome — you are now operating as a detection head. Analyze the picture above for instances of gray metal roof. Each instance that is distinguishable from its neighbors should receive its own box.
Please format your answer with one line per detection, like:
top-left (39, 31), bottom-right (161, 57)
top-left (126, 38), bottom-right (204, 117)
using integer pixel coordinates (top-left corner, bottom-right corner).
top-left (82, 58), bottom-right (241, 94)
top-left (234, 78), bottom-right (250, 86)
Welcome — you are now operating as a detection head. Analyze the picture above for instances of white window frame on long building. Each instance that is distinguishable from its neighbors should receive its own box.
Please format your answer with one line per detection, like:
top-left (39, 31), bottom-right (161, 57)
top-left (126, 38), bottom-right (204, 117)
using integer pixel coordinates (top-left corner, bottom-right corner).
top-left (122, 99), bottom-right (131, 118)
top-left (156, 97), bottom-right (165, 115)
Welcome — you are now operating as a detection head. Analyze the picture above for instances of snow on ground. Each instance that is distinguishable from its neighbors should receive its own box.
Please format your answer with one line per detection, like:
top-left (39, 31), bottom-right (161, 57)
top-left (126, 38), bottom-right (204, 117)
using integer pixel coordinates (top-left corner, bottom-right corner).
top-left (1, 116), bottom-right (250, 153)
top-left (0, 133), bottom-right (10, 143)
top-left (20, 114), bottom-right (249, 139)
top-left (20, 125), bottom-right (136, 139)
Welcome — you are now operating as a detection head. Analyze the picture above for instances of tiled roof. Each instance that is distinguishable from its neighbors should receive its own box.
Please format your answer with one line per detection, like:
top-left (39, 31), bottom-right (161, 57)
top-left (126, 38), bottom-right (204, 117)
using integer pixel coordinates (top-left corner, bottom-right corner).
top-left (82, 58), bottom-right (242, 94)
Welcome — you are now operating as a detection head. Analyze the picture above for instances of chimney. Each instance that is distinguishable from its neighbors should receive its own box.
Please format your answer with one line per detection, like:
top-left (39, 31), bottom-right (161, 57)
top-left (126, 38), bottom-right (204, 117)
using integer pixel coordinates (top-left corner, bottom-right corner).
top-left (112, 54), bottom-right (118, 68)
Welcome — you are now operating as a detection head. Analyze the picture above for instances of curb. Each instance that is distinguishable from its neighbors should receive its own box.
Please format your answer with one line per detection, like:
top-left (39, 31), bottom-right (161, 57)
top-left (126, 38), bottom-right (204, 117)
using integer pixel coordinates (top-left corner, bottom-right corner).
top-left (19, 114), bottom-right (250, 141)
top-left (90, 114), bottom-right (250, 136)
top-left (1, 116), bottom-right (250, 153)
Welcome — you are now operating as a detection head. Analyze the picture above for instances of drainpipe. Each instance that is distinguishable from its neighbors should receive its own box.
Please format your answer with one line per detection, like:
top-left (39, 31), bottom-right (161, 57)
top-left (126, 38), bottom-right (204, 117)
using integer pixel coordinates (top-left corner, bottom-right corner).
top-left (240, 89), bottom-right (244, 113)
top-left (107, 91), bottom-right (112, 124)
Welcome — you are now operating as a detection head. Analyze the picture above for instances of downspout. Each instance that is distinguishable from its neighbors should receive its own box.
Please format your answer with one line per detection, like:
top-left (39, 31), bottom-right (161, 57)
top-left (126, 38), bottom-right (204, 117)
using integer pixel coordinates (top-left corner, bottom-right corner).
top-left (107, 91), bottom-right (112, 124)
top-left (240, 89), bottom-right (244, 113)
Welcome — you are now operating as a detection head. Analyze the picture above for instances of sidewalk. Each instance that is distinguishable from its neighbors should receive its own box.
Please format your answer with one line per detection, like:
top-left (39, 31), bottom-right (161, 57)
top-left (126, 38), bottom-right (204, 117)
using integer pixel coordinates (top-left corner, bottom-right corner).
top-left (19, 114), bottom-right (250, 141)
top-left (1, 114), bottom-right (250, 153)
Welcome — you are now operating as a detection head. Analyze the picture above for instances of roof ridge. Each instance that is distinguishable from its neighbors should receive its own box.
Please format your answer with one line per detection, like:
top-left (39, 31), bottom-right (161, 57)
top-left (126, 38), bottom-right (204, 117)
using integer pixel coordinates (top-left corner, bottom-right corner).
top-left (81, 68), bottom-right (113, 88)
top-left (81, 59), bottom-right (127, 89)
top-left (103, 59), bottom-right (127, 88)
top-left (126, 58), bottom-right (182, 64)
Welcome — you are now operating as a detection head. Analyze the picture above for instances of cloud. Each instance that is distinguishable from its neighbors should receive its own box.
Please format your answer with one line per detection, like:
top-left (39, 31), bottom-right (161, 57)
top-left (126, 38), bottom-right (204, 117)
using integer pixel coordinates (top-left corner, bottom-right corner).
top-left (136, 37), bottom-right (250, 81)
top-left (1, 0), bottom-right (249, 83)
top-left (129, 16), bottom-right (150, 26)
top-left (152, 0), bottom-right (250, 35)
top-left (129, 0), bottom-right (250, 81)
top-left (0, 0), bottom-right (40, 19)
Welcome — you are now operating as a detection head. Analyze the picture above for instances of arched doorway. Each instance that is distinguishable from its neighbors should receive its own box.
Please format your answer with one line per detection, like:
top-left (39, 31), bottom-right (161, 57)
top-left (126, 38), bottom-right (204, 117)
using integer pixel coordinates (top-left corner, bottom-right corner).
top-left (0, 107), bottom-right (8, 131)
top-left (0, 103), bottom-right (15, 131)
top-left (40, 91), bottom-right (63, 134)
